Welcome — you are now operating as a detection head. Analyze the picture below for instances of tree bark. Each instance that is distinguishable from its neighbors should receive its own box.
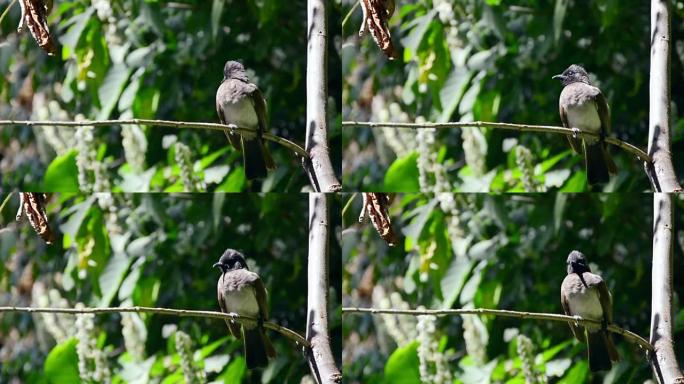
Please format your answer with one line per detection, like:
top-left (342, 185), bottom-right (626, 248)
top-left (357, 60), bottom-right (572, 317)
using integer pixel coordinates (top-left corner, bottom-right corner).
top-left (647, 0), bottom-right (681, 192)
top-left (306, 0), bottom-right (341, 192)
top-left (650, 193), bottom-right (684, 383)
top-left (306, 193), bottom-right (342, 383)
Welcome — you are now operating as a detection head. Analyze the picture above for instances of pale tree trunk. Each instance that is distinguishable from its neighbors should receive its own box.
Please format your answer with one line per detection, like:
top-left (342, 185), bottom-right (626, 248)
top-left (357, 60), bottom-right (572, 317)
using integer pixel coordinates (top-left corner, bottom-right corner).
top-left (306, 193), bottom-right (342, 383)
top-left (647, 0), bottom-right (681, 192)
top-left (650, 193), bottom-right (683, 383)
top-left (305, 0), bottom-right (342, 192)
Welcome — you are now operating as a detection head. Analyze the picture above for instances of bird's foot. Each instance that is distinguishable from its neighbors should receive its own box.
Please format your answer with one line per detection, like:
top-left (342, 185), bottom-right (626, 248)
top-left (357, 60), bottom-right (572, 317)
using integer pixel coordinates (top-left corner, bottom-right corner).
top-left (571, 127), bottom-right (581, 139)
top-left (229, 312), bottom-right (239, 323)
top-left (227, 124), bottom-right (239, 136)
top-left (601, 318), bottom-right (608, 332)
top-left (573, 315), bottom-right (582, 326)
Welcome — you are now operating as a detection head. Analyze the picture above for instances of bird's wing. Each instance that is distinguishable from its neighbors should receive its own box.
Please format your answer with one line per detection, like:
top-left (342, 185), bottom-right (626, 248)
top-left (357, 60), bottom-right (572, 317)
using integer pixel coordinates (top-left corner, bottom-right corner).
top-left (250, 87), bottom-right (268, 136)
top-left (252, 275), bottom-right (270, 321)
top-left (560, 102), bottom-right (582, 154)
top-left (217, 275), bottom-right (241, 338)
top-left (593, 276), bottom-right (613, 324)
top-left (561, 278), bottom-right (584, 342)
top-left (593, 88), bottom-right (611, 136)
top-left (249, 86), bottom-right (275, 170)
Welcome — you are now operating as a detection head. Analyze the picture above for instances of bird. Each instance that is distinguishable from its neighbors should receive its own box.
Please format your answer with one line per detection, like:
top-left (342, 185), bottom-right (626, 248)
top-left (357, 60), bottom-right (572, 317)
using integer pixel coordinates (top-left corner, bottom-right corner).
top-left (561, 250), bottom-right (619, 372)
top-left (553, 65), bottom-right (617, 186)
top-left (214, 249), bottom-right (276, 369)
top-left (216, 61), bottom-right (275, 180)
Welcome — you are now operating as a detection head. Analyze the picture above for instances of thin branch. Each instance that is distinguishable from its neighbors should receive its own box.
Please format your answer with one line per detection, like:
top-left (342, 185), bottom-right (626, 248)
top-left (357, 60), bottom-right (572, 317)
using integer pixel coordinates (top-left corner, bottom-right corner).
top-left (341, 192), bottom-right (358, 220)
top-left (342, 0), bottom-right (360, 29)
top-left (650, 193), bottom-right (683, 383)
top-left (306, 193), bottom-right (342, 383)
top-left (0, 0), bottom-right (17, 28)
top-left (0, 193), bottom-right (13, 220)
top-left (342, 120), bottom-right (651, 163)
top-left (0, 306), bottom-right (309, 348)
top-left (0, 119), bottom-right (308, 159)
top-left (342, 306), bottom-right (653, 353)
top-left (306, 0), bottom-right (342, 192)
top-left (647, 0), bottom-right (681, 192)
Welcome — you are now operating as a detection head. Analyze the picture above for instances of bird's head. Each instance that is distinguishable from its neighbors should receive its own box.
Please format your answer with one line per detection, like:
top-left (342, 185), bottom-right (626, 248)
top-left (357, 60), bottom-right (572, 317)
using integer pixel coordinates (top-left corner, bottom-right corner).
top-left (566, 250), bottom-right (591, 274)
top-left (223, 60), bottom-right (249, 81)
top-left (213, 249), bottom-right (248, 273)
top-left (552, 64), bottom-right (590, 86)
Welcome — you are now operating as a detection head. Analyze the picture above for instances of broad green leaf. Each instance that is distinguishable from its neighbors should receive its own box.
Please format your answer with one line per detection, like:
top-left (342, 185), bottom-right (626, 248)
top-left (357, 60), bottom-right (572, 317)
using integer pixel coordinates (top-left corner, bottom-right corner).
top-left (42, 150), bottom-right (80, 192)
top-left (44, 338), bottom-right (79, 384)
top-left (98, 251), bottom-right (133, 307)
top-left (216, 167), bottom-right (247, 192)
top-left (384, 342), bottom-right (421, 384)
top-left (558, 360), bottom-right (588, 383)
top-left (211, 0), bottom-right (227, 39)
top-left (98, 63), bottom-right (132, 120)
top-left (384, 152), bottom-right (420, 192)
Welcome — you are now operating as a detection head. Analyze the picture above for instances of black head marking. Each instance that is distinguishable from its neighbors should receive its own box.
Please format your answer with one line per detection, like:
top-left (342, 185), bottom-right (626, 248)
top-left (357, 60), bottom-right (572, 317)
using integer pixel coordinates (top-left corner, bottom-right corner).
top-left (553, 64), bottom-right (591, 86)
top-left (566, 250), bottom-right (591, 274)
top-left (213, 248), bottom-right (248, 273)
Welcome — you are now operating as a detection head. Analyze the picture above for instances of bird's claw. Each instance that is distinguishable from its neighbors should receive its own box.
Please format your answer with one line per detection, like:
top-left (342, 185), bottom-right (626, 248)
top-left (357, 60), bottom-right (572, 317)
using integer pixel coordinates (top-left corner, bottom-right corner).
top-left (227, 124), bottom-right (239, 136)
top-left (229, 312), bottom-right (239, 323)
top-left (571, 127), bottom-right (581, 139)
top-left (573, 315), bottom-right (582, 326)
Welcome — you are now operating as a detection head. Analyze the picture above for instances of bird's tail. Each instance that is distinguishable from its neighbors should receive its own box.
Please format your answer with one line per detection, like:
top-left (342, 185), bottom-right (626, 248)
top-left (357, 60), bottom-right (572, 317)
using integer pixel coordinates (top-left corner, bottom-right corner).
top-left (242, 137), bottom-right (274, 180)
top-left (243, 327), bottom-right (276, 369)
top-left (587, 330), bottom-right (619, 372)
top-left (584, 142), bottom-right (617, 186)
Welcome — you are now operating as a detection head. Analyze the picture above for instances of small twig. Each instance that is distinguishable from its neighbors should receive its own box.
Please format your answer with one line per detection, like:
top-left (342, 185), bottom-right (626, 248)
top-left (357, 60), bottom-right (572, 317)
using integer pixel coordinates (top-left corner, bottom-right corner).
top-left (0, 119), bottom-right (309, 159)
top-left (0, 306), bottom-right (309, 347)
top-left (342, 0), bottom-right (361, 29)
top-left (0, 193), bottom-right (13, 220)
top-left (0, 0), bottom-right (17, 28)
top-left (341, 192), bottom-right (358, 220)
top-left (342, 306), bottom-right (653, 352)
top-left (342, 120), bottom-right (651, 163)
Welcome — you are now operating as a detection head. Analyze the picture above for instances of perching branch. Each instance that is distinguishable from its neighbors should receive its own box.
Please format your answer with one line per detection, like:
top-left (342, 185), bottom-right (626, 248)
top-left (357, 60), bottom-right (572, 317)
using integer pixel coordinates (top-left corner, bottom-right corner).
top-left (0, 119), bottom-right (308, 158)
top-left (650, 193), bottom-right (684, 383)
top-left (306, 0), bottom-right (342, 193)
top-left (647, 0), bottom-right (681, 192)
top-left (306, 194), bottom-right (342, 384)
top-left (342, 120), bottom-right (651, 164)
top-left (0, 306), bottom-right (309, 348)
top-left (342, 306), bottom-right (653, 353)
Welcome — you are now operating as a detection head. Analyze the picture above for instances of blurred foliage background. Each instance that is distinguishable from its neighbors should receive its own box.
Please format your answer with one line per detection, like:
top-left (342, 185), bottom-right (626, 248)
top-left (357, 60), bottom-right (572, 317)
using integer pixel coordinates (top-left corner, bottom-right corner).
top-left (0, 193), bottom-right (342, 383)
top-left (0, 0), bottom-right (342, 192)
top-left (343, 192), bottom-right (684, 383)
top-left (342, 0), bottom-right (684, 192)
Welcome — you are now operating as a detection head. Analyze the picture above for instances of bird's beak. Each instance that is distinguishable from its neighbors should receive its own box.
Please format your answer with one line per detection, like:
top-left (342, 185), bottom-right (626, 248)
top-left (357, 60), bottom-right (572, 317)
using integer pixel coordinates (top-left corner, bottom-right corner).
top-left (213, 262), bottom-right (221, 268)
top-left (552, 74), bottom-right (564, 80)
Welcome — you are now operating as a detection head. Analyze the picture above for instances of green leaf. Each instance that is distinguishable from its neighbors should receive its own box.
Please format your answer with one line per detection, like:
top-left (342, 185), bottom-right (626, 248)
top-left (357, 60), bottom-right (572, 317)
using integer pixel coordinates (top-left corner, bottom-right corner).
top-left (98, 250), bottom-right (133, 307)
top-left (42, 150), bottom-right (80, 192)
top-left (384, 152), bottom-right (420, 192)
top-left (558, 360), bottom-right (588, 383)
top-left (44, 338), bottom-right (79, 384)
top-left (211, 0), bottom-right (227, 39)
top-left (218, 356), bottom-right (246, 383)
top-left (98, 63), bottom-right (132, 120)
top-left (384, 342), bottom-right (421, 384)
top-left (216, 167), bottom-right (246, 192)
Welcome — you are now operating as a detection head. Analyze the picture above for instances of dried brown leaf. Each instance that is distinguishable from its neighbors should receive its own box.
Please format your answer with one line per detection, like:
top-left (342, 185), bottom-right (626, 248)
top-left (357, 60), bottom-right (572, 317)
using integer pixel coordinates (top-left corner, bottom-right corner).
top-left (16, 193), bottom-right (55, 244)
top-left (17, 0), bottom-right (57, 56)
top-left (359, 0), bottom-right (398, 59)
top-left (359, 193), bottom-right (397, 246)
